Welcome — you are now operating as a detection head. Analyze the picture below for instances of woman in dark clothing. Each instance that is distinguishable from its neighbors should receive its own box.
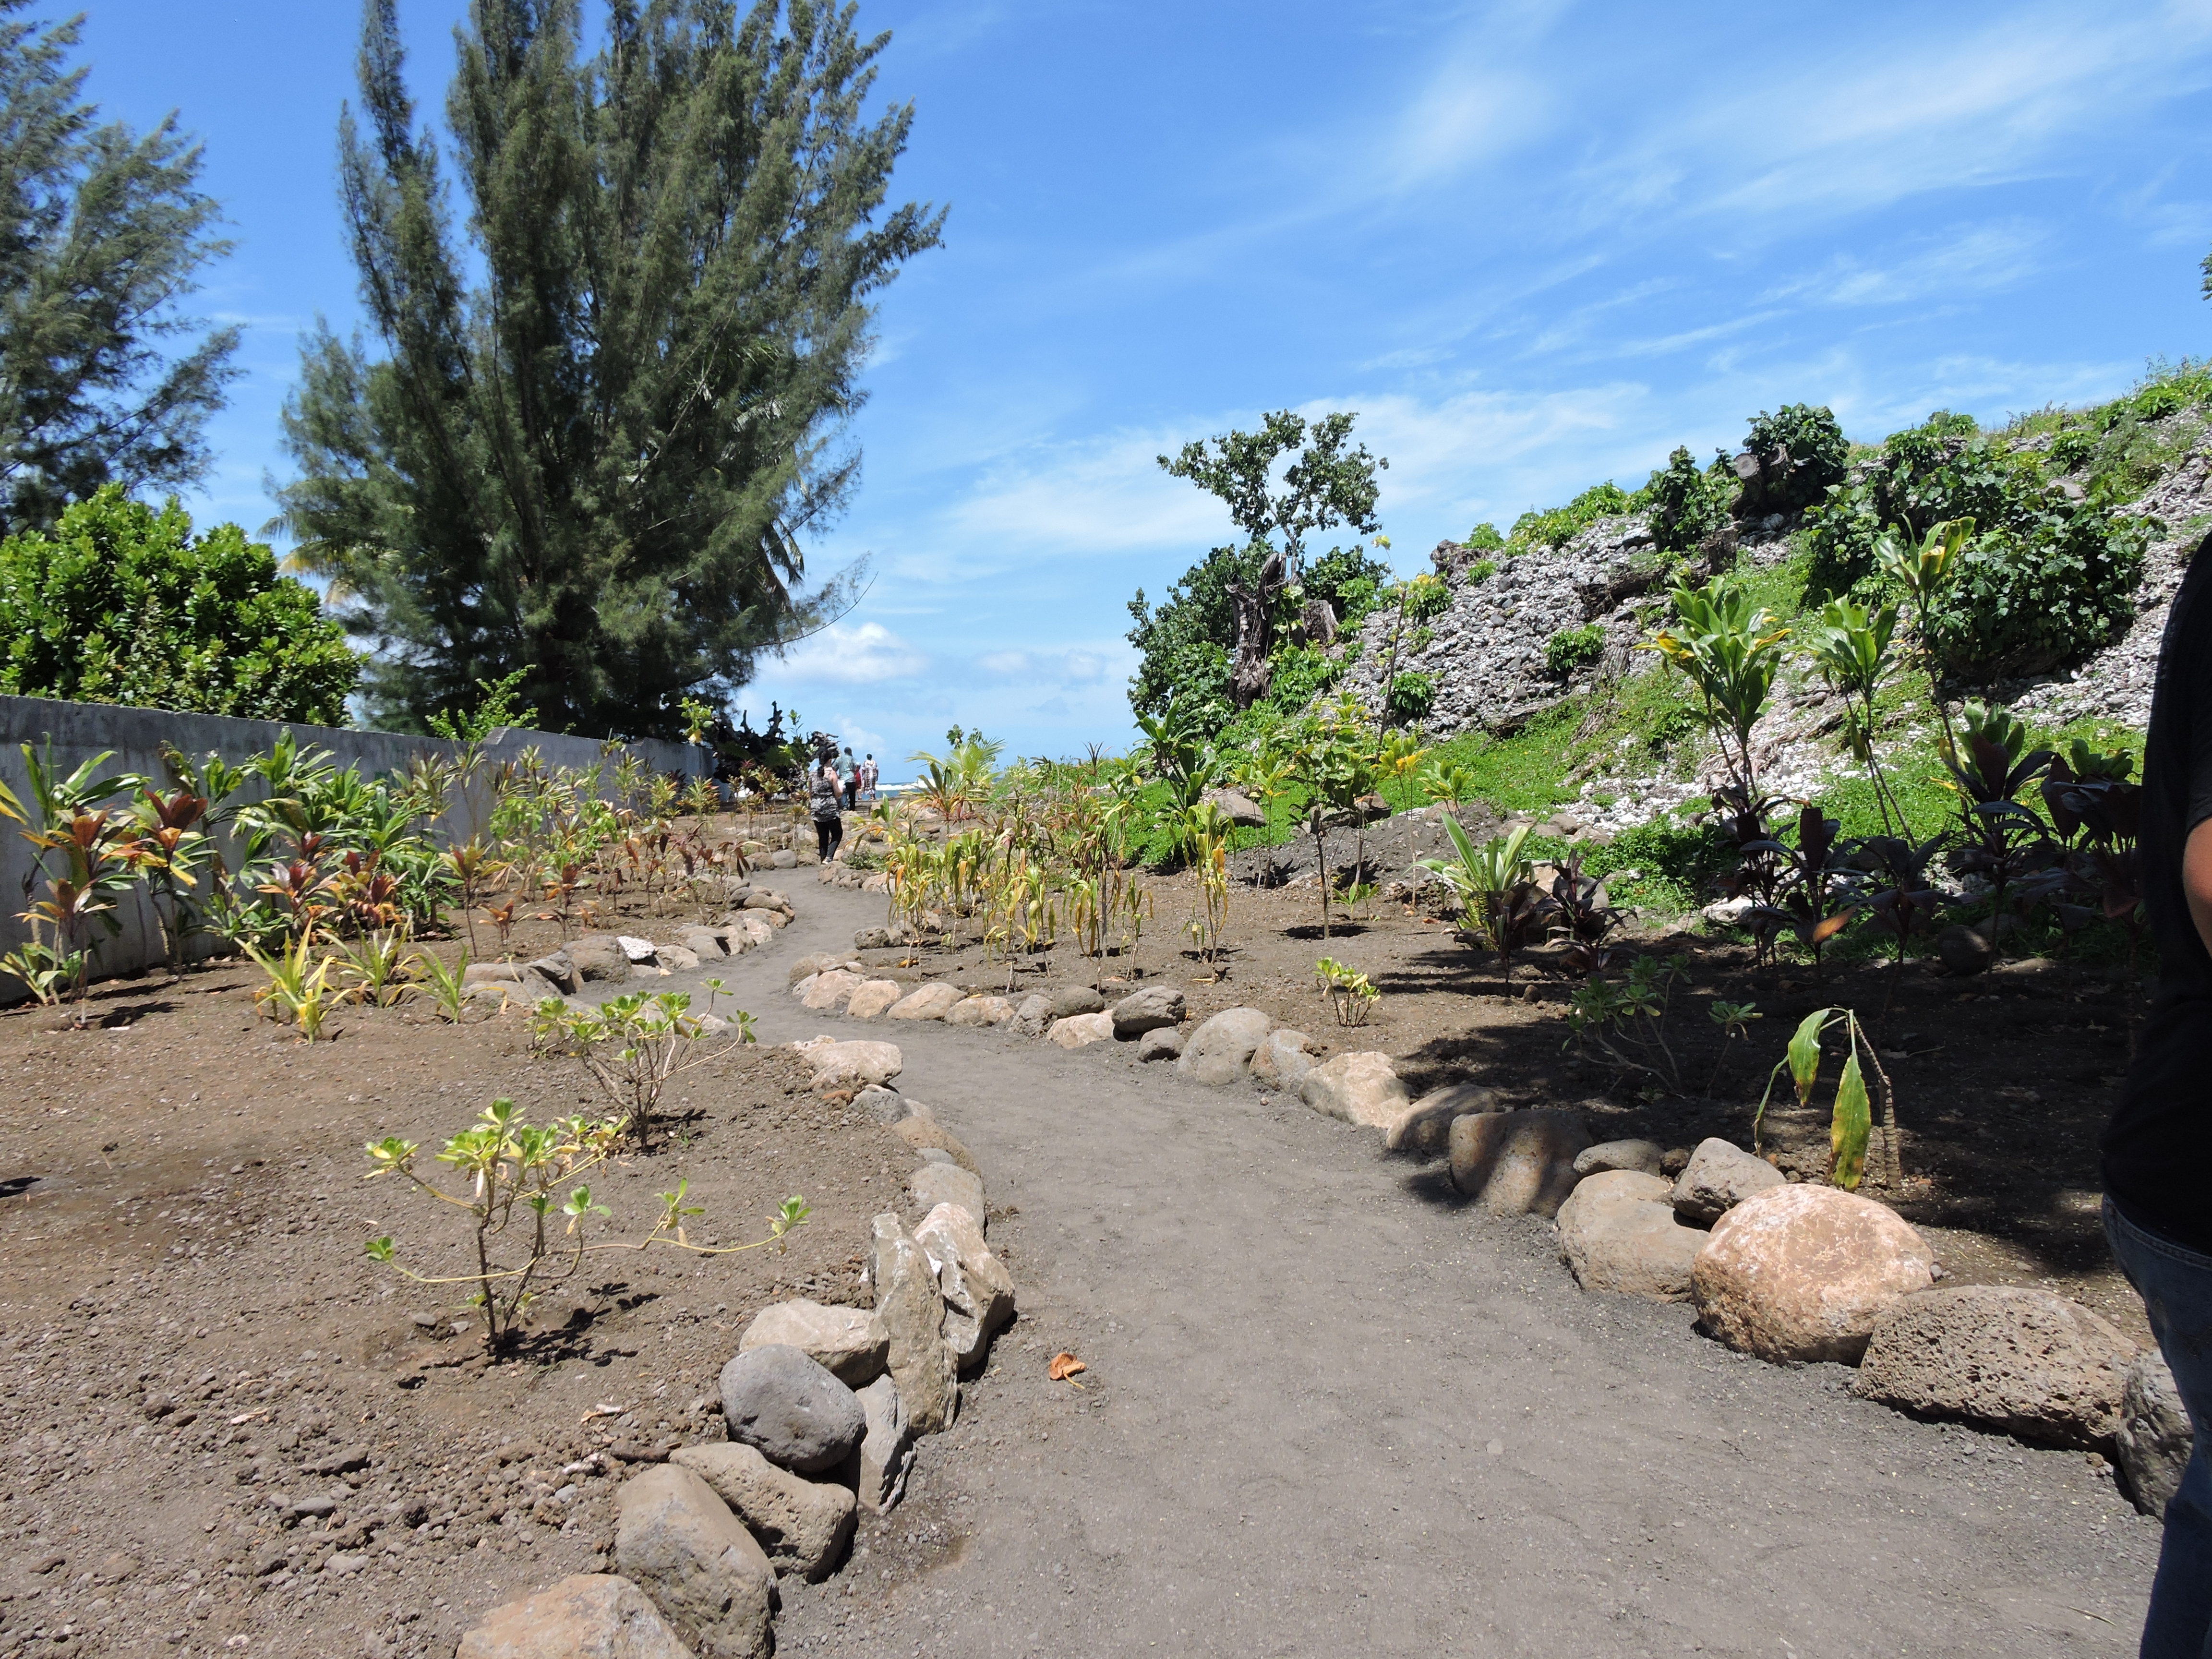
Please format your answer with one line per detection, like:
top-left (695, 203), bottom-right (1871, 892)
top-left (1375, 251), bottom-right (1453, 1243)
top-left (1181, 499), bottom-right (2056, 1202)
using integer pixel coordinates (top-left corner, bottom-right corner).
top-left (809, 760), bottom-right (844, 862)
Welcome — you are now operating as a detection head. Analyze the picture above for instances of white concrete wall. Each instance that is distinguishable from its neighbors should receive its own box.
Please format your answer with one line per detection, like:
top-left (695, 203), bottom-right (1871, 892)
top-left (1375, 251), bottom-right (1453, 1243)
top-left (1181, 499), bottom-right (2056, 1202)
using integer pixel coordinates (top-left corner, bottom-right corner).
top-left (0, 694), bottom-right (708, 995)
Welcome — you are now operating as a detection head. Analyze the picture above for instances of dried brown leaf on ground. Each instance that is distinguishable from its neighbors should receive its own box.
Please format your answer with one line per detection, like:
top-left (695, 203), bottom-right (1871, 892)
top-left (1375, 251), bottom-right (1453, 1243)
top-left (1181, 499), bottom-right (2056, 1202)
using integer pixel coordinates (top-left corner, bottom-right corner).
top-left (1048, 1352), bottom-right (1085, 1381)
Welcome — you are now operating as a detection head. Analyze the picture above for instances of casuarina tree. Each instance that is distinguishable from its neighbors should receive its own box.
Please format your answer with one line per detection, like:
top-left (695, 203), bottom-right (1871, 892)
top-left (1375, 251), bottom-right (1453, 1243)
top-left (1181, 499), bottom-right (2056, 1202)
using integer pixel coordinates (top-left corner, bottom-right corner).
top-left (0, 1), bottom-right (240, 534)
top-left (276, 0), bottom-right (943, 737)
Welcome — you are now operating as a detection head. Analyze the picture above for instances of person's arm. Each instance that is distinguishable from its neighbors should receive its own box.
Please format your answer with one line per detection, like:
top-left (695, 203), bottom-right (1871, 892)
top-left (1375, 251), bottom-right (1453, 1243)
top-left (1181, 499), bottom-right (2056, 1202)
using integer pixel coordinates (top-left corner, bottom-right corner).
top-left (2187, 817), bottom-right (2212, 956)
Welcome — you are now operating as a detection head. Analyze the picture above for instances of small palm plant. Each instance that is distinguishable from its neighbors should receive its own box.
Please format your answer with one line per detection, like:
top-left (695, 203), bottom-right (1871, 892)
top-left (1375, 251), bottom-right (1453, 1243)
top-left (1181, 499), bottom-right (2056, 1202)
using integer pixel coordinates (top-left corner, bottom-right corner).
top-left (1418, 820), bottom-right (1553, 989)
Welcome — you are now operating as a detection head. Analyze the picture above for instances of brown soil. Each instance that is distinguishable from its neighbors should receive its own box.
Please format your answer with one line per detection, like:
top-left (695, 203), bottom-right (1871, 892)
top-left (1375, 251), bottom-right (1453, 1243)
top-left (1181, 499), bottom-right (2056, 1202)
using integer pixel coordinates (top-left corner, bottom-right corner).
top-left (896, 868), bottom-right (2149, 1338)
top-left (0, 951), bottom-right (903, 1659)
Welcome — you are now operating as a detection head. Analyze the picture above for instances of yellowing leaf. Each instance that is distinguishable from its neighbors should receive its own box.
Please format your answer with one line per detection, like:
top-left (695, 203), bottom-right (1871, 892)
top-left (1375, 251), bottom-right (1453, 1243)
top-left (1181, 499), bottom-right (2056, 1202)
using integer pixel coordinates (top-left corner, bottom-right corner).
top-left (1831, 1051), bottom-right (1871, 1191)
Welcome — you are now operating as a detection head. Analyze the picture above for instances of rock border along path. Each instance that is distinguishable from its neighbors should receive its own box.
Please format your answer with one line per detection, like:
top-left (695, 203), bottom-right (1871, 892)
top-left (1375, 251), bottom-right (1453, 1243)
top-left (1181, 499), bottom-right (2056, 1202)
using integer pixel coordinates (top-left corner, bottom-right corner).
top-left (612, 881), bottom-right (2160, 1657)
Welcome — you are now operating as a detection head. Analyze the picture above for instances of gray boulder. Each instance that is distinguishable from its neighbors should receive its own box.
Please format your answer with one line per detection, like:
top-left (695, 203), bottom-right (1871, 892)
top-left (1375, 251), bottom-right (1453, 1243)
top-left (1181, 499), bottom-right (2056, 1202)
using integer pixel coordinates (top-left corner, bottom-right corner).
top-left (613, 1466), bottom-right (774, 1659)
top-left (1574, 1138), bottom-right (1666, 1178)
top-left (1555, 1170), bottom-right (1706, 1301)
top-left (457, 1573), bottom-right (691, 1659)
top-left (1936, 922), bottom-right (1993, 976)
top-left (1448, 1108), bottom-right (1590, 1216)
top-left (891, 1115), bottom-right (976, 1172)
top-left (1048, 985), bottom-right (1106, 1018)
top-left (1013, 993), bottom-right (1054, 1037)
top-left (787, 952), bottom-right (850, 986)
top-left (1176, 1007), bottom-right (1274, 1084)
top-left (1670, 1136), bottom-right (1783, 1224)
top-left (1853, 1285), bottom-right (2138, 1450)
top-left (717, 1346), bottom-right (866, 1475)
top-left (1110, 984), bottom-right (1185, 1037)
top-left (737, 1300), bottom-right (889, 1388)
top-left (676, 925), bottom-right (730, 961)
top-left (871, 1214), bottom-right (957, 1434)
top-left (523, 951), bottom-right (577, 995)
top-left (849, 1375), bottom-right (914, 1514)
top-left (565, 934), bottom-right (631, 983)
top-left (1300, 1051), bottom-right (1411, 1129)
top-left (2116, 1351), bottom-right (2194, 1518)
top-left (1384, 1082), bottom-right (1502, 1154)
top-left (1138, 1026), bottom-right (1184, 1062)
top-left (910, 1162), bottom-right (985, 1229)
top-left (1201, 786), bottom-right (1267, 828)
top-left (853, 1084), bottom-right (913, 1126)
top-left (668, 1443), bottom-right (856, 1582)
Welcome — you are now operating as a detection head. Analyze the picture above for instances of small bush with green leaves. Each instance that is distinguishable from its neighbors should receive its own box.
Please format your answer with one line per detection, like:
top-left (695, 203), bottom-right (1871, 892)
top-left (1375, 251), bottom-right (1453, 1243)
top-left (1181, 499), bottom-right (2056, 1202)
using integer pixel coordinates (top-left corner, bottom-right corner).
top-left (1399, 571), bottom-right (1453, 623)
top-left (1738, 404), bottom-right (1849, 515)
top-left (1645, 445), bottom-right (1734, 553)
top-left (1385, 671), bottom-right (1436, 724)
top-left (1922, 511), bottom-right (2149, 678)
top-left (365, 1098), bottom-right (810, 1350)
top-left (1509, 481), bottom-right (1644, 552)
top-left (1314, 956), bottom-right (1380, 1025)
top-left (1544, 623), bottom-right (1607, 677)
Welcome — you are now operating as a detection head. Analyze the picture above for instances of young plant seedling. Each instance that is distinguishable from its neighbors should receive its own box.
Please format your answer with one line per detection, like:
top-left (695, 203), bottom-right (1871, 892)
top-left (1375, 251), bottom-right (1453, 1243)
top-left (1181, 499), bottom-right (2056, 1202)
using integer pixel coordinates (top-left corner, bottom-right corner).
top-left (1753, 1006), bottom-right (1901, 1190)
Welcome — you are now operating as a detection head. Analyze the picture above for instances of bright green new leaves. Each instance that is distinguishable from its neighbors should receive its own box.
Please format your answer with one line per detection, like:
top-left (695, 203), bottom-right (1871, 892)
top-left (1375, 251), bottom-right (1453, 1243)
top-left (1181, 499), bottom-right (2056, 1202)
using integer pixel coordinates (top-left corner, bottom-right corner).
top-left (1642, 575), bottom-right (1790, 802)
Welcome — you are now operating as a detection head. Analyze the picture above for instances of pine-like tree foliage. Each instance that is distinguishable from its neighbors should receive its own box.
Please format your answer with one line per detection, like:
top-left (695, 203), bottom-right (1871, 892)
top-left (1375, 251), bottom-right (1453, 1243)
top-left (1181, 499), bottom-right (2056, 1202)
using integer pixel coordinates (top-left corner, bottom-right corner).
top-left (0, 2), bottom-right (240, 533)
top-left (276, 0), bottom-right (943, 736)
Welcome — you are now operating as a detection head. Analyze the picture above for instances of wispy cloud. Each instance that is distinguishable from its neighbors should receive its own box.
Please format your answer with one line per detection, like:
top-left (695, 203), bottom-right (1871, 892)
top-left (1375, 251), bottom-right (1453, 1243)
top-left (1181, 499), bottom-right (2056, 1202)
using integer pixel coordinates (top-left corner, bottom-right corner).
top-left (1765, 222), bottom-right (2049, 308)
top-left (771, 622), bottom-right (929, 685)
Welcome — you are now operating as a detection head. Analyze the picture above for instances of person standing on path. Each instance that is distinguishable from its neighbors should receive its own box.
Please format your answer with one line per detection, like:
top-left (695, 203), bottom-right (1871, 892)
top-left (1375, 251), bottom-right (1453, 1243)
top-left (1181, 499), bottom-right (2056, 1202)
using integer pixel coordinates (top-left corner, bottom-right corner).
top-left (2104, 531), bottom-right (2212, 1659)
top-left (809, 757), bottom-right (845, 863)
top-left (860, 752), bottom-right (879, 804)
top-left (841, 747), bottom-right (859, 810)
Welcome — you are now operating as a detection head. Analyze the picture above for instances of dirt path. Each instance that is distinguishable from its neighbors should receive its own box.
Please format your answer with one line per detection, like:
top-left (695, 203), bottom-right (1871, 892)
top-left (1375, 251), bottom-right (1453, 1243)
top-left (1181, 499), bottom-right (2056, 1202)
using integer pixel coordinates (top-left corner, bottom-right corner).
top-left (666, 882), bottom-right (2159, 1659)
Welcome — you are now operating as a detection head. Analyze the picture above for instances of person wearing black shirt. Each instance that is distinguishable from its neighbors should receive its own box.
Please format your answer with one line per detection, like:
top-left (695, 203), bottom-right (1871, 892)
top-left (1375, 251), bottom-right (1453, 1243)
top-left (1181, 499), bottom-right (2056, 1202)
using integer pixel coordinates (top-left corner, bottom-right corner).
top-left (2105, 536), bottom-right (2212, 1659)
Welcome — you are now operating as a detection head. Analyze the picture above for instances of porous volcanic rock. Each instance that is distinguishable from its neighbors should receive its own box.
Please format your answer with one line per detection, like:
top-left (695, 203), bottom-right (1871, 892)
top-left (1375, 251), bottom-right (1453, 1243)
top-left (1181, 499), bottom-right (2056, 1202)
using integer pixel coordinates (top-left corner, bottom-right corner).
top-left (1852, 1285), bottom-right (2137, 1449)
top-left (1691, 1184), bottom-right (1935, 1365)
top-left (668, 1443), bottom-right (856, 1582)
top-left (2116, 1351), bottom-right (2194, 1519)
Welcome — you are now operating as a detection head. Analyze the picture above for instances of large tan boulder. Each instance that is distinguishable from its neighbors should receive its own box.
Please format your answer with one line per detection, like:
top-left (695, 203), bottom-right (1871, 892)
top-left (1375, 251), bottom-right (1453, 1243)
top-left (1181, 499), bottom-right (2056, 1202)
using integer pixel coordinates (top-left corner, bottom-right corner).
top-left (1046, 1012), bottom-right (1115, 1048)
top-left (457, 1574), bottom-right (692, 1659)
top-left (613, 1467), bottom-right (773, 1659)
top-left (1385, 1082), bottom-right (1501, 1154)
top-left (736, 1300), bottom-right (889, 1389)
top-left (1852, 1285), bottom-right (2138, 1449)
top-left (887, 983), bottom-right (962, 1021)
top-left (800, 970), bottom-right (864, 1011)
top-left (1555, 1170), bottom-right (1705, 1301)
top-left (791, 1038), bottom-right (902, 1090)
top-left (908, 1163), bottom-right (985, 1230)
top-left (667, 1443), bottom-right (856, 1582)
top-left (1448, 1108), bottom-right (1590, 1215)
top-left (946, 994), bottom-right (1015, 1027)
top-left (1109, 984), bottom-right (1185, 1036)
top-left (844, 980), bottom-right (904, 1020)
top-left (1299, 1052), bottom-right (1410, 1129)
top-left (1691, 1184), bottom-right (1935, 1365)
top-left (1176, 1007), bottom-right (1275, 1085)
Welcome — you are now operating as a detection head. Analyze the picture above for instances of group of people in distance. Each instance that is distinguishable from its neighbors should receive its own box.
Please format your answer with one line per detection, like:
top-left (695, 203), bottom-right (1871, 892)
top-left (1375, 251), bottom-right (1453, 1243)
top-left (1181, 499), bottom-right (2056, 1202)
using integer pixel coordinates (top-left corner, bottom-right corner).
top-left (807, 746), bottom-right (878, 862)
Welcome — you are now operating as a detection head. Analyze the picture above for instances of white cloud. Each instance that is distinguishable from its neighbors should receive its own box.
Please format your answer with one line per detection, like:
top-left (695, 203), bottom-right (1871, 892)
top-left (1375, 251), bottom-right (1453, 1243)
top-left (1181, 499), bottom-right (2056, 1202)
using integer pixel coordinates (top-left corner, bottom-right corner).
top-left (770, 622), bottom-right (929, 685)
top-left (1765, 222), bottom-right (2049, 308)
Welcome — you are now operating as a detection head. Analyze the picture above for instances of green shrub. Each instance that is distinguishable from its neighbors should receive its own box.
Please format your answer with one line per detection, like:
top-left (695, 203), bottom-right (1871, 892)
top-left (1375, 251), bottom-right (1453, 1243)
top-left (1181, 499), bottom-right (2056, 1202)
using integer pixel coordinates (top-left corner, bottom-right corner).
top-left (1740, 404), bottom-right (1849, 515)
top-left (1923, 512), bottom-right (2150, 677)
top-left (1465, 522), bottom-right (1505, 551)
top-left (1544, 623), bottom-right (1607, 676)
top-left (1645, 445), bottom-right (1733, 553)
top-left (0, 487), bottom-right (362, 723)
top-left (1399, 572), bottom-right (1453, 623)
top-left (1577, 817), bottom-right (1731, 912)
top-left (1509, 481), bottom-right (1643, 552)
top-left (2047, 429), bottom-right (2096, 472)
top-left (1465, 557), bottom-right (1498, 584)
top-left (1385, 671), bottom-right (1436, 724)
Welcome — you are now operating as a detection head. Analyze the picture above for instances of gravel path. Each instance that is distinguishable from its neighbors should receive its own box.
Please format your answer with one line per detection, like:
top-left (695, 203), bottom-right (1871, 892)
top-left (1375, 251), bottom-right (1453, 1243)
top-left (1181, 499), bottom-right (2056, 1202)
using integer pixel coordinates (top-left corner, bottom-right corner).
top-left (668, 880), bottom-right (2159, 1658)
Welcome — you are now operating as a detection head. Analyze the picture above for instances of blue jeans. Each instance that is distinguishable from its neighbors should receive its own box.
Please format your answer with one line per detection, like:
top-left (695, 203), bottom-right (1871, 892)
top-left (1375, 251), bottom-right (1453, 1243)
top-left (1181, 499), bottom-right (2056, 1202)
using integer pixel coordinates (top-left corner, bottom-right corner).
top-left (2106, 1196), bottom-right (2212, 1659)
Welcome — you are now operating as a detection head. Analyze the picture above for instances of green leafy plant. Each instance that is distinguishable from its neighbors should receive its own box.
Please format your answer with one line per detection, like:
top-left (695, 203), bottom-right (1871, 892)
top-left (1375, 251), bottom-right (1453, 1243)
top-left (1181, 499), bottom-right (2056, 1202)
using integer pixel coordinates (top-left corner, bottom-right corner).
top-left (332, 927), bottom-right (416, 1009)
top-left (1800, 596), bottom-right (1907, 835)
top-left (1418, 819), bottom-right (1553, 989)
top-left (1563, 955), bottom-right (1685, 1092)
top-left (1645, 445), bottom-right (1734, 554)
top-left (1737, 404), bottom-right (1848, 516)
top-left (1641, 575), bottom-right (1789, 804)
top-left (1706, 999), bottom-right (1760, 1096)
top-left (1384, 671), bottom-right (1435, 723)
top-left (549, 991), bottom-right (748, 1149)
top-left (1543, 624), bottom-right (1607, 677)
top-left (364, 1098), bottom-right (811, 1350)
top-left (1315, 956), bottom-right (1380, 1025)
top-left (409, 949), bottom-right (481, 1025)
top-left (243, 933), bottom-right (341, 1041)
top-left (1754, 1006), bottom-right (1900, 1190)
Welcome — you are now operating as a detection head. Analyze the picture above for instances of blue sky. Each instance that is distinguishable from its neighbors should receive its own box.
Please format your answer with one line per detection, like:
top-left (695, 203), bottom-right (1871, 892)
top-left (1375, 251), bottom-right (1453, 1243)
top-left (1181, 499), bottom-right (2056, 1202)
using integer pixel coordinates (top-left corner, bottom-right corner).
top-left (76, 0), bottom-right (2212, 770)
